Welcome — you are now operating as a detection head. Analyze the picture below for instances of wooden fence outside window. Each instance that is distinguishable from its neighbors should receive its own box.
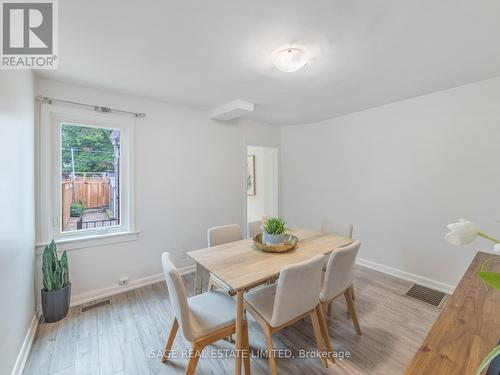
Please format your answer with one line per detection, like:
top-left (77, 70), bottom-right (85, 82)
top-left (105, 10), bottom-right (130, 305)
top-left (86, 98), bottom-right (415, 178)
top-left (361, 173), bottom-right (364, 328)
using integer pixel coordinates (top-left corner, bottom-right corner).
top-left (61, 175), bottom-right (111, 227)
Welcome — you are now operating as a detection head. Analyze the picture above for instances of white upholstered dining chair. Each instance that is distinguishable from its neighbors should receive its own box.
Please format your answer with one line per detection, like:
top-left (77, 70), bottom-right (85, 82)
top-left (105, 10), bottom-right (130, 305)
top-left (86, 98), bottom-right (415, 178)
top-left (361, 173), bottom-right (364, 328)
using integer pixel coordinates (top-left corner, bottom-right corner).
top-left (320, 218), bottom-right (357, 299)
top-left (208, 224), bottom-right (243, 247)
top-left (206, 224), bottom-right (243, 291)
top-left (243, 255), bottom-right (332, 375)
top-left (160, 252), bottom-right (250, 375)
top-left (247, 220), bottom-right (262, 238)
top-left (320, 240), bottom-right (362, 339)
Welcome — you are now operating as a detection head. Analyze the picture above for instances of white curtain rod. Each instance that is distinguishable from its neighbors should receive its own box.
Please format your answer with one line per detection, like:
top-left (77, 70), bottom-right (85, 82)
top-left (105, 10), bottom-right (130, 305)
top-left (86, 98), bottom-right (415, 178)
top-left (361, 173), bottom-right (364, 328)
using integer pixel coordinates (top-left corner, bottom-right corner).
top-left (36, 96), bottom-right (146, 118)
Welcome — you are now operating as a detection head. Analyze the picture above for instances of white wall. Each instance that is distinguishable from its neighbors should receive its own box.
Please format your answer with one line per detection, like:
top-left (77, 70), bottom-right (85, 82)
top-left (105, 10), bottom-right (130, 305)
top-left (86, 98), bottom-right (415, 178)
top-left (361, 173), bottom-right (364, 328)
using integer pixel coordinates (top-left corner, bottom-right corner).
top-left (34, 78), bottom-right (280, 304)
top-left (247, 145), bottom-right (279, 223)
top-left (280, 76), bottom-right (500, 291)
top-left (0, 71), bottom-right (36, 375)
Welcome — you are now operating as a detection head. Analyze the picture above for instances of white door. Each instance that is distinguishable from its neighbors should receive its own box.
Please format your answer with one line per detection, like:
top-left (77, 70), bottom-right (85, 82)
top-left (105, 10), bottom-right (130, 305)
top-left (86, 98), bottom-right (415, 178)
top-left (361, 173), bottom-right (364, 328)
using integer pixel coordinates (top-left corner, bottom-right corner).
top-left (246, 145), bottom-right (279, 226)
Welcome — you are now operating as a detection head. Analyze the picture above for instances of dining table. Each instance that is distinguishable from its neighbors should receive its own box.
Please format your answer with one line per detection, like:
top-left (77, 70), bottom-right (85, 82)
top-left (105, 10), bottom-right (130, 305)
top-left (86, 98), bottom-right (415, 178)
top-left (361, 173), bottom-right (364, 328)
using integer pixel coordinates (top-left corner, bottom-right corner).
top-left (187, 227), bottom-right (354, 375)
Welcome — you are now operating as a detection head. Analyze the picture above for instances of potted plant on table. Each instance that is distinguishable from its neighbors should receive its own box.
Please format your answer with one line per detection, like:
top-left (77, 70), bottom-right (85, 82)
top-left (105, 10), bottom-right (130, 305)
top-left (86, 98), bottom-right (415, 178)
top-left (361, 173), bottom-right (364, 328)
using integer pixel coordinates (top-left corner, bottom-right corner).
top-left (263, 217), bottom-right (287, 245)
top-left (41, 240), bottom-right (71, 323)
top-left (445, 219), bottom-right (500, 374)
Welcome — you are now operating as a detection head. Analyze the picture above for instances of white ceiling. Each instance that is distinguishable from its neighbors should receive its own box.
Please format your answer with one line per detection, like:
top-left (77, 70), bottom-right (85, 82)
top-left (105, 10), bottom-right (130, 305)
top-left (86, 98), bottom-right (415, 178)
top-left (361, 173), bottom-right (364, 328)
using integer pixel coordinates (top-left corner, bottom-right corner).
top-left (37, 0), bottom-right (500, 125)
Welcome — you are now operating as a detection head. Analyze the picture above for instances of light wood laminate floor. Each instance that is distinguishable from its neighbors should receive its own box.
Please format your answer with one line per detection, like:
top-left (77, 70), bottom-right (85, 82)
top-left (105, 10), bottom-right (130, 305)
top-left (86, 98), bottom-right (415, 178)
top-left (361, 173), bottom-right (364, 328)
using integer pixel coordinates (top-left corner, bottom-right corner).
top-left (23, 266), bottom-right (440, 375)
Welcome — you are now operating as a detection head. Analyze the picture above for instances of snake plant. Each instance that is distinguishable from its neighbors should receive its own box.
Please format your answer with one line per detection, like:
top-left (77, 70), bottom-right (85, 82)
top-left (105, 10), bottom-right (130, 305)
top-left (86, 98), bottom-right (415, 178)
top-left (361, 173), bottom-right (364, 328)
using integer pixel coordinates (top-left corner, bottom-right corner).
top-left (42, 240), bottom-right (69, 292)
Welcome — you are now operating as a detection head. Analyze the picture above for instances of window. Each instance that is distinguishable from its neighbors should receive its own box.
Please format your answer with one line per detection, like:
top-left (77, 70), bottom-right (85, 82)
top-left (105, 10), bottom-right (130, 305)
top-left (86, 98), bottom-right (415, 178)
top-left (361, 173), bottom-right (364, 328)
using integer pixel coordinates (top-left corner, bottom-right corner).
top-left (60, 123), bottom-right (121, 232)
top-left (39, 104), bottom-right (134, 247)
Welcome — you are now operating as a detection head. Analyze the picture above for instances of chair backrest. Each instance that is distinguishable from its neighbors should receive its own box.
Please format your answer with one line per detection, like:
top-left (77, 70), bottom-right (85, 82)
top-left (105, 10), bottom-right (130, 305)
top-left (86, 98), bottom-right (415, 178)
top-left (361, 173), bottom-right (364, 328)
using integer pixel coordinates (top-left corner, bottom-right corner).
top-left (320, 241), bottom-right (361, 302)
top-left (247, 220), bottom-right (262, 238)
top-left (271, 254), bottom-right (325, 327)
top-left (321, 219), bottom-right (353, 238)
top-left (207, 224), bottom-right (242, 247)
top-left (161, 252), bottom-right (193, 340)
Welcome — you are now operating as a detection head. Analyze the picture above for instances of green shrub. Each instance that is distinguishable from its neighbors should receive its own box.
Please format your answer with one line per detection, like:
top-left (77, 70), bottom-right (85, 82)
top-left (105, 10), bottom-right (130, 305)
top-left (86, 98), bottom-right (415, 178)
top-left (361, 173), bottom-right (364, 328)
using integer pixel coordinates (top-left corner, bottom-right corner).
top-left (264, 217), bottom-right (287, 235)
top-left (70, 201), bottom-right (85, 217)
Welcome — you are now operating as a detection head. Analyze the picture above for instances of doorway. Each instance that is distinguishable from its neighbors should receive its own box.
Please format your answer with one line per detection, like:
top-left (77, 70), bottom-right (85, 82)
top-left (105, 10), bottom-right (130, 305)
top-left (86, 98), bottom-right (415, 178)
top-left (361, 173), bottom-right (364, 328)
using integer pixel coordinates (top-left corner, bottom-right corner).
top-left (246, 145), bottom-right (279, 234)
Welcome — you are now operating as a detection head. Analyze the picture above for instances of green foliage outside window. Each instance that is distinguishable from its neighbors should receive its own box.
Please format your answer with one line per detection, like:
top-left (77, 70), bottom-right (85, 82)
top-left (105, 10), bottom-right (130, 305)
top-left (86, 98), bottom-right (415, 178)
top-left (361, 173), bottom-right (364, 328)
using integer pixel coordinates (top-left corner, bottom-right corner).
top-left (61, 124), bottom-right (115, 173)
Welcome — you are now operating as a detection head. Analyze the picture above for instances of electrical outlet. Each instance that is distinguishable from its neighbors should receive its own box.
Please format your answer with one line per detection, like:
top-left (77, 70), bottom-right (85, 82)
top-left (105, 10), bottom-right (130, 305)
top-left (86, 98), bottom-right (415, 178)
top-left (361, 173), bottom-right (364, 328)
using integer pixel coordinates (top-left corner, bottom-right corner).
top-left (118, 277), bottom-right (129, 286)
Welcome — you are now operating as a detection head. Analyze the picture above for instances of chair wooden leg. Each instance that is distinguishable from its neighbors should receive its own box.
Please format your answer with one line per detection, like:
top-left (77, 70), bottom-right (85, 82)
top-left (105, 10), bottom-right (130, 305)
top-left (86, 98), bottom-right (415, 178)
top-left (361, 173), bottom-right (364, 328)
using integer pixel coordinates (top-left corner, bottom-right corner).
top-left (344, 288), bottom-right (362, 336)
top-left (327, 301), bottom-right (333, 317)
top-left (243, 322), bottom-right (251, 375)
top-left (161, 318), bottom-right (178, 363)
top-left (310, 309), bottom-right (328, 368)
top-left (185, 343), bottom-right (202, 375)
top-left (235, 291), bottom-right (245, 375)
top-left (350, 285), bottom-right (356, 300)
top-left (316, 304), bottom-right (335, 363)
top-left (263, 325), bottom-right (278, 375)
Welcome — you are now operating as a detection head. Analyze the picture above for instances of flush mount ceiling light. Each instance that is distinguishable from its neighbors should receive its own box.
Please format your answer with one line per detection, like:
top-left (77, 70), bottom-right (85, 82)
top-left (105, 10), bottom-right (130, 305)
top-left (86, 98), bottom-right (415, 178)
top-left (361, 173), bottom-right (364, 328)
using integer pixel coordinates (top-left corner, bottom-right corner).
top-left (273, 48), bottom-right (309, 73)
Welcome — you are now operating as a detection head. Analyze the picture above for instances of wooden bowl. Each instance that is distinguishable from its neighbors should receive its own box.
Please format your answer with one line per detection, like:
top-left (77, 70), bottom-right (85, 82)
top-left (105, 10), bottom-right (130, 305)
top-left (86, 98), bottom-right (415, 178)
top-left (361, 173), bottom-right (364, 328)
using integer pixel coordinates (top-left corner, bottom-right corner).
top-left (253, 233), bottom-right (299, 253)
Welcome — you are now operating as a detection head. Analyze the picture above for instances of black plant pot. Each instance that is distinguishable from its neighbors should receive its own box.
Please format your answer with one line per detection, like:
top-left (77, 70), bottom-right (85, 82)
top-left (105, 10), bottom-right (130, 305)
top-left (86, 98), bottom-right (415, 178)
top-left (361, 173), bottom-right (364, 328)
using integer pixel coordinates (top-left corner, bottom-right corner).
top-left (41, 283), bottom-right (71, 323)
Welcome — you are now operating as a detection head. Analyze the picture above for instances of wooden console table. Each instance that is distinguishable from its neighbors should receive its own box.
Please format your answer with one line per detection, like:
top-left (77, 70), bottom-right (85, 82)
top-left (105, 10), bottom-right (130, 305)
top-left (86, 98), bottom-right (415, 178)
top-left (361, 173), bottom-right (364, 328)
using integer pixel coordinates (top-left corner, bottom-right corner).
top-left (405, 252), bottom-right (500, 375)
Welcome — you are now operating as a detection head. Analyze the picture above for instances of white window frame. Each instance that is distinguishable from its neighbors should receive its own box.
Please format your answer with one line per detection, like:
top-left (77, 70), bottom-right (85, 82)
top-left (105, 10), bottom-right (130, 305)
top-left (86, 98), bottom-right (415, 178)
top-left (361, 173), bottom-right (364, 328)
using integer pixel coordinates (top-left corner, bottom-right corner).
top-left (39, 103), bottom-right (135, 249)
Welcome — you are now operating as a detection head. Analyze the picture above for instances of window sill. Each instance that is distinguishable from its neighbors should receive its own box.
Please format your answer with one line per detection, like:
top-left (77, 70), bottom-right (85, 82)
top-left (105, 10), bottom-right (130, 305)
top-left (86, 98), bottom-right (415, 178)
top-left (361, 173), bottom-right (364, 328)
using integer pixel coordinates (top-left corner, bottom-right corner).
top-left (35, 230), bottom-right (140, 254)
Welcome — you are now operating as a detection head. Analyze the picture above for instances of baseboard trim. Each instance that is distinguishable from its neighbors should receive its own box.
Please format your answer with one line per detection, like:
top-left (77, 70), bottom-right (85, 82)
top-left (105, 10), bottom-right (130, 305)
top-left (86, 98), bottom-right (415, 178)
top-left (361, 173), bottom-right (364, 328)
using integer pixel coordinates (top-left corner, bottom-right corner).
top-left (71, 260), bottom-right (455, 306)
top-left (70, 264), bottom-right (195, 307)
top-left (11, 314), bottom-right (39, 375)
top-left (356, 257), bottom-right (455, 295)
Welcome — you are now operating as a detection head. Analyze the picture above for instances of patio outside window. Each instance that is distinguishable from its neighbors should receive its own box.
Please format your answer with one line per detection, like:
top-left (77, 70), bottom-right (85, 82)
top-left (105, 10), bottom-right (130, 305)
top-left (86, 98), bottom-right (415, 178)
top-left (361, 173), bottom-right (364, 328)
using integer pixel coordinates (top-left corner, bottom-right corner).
top-left (60, 124), bottom-right (121, 233)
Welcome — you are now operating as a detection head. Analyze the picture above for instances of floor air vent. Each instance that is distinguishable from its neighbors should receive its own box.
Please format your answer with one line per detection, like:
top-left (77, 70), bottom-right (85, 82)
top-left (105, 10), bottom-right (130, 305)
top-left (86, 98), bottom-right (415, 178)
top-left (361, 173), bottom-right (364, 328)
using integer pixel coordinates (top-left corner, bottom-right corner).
top-left (81, 299), bottom-right (111, 312)
top-left (404, 284), bottom-right (447, 308)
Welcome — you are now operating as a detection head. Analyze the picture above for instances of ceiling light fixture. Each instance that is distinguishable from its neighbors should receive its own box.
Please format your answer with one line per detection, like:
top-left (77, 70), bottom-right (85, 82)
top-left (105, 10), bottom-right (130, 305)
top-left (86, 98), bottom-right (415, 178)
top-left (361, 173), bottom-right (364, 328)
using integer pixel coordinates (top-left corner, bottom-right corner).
top-left (273, 48), bottom-right (308, 73)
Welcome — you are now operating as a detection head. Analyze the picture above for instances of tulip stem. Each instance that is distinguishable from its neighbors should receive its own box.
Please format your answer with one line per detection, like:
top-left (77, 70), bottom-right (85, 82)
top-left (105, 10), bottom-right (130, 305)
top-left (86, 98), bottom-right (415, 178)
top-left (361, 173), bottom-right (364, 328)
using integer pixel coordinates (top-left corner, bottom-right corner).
top-left (477, 231), bottom-right (500, 244)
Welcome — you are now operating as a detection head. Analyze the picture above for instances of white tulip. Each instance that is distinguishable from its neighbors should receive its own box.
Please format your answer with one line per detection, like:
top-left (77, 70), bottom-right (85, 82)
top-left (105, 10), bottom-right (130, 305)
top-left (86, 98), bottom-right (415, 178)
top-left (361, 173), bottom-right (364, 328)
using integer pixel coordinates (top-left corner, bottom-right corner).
top-left (445, 219), bottom-right (479, 245)
top-left (494, 244), bottom-right (500, 253)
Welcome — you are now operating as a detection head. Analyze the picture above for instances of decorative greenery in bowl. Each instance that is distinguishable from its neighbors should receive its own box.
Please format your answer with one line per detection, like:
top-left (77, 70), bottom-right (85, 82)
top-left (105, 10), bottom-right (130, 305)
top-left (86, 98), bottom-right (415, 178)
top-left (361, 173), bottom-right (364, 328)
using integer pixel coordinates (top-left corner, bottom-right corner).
top-left (264, 217), bottom-right (286, 235)
top-left (263, 217), bottom-right (287, 245)
top-left (445, 219), bottom-right (500, 374)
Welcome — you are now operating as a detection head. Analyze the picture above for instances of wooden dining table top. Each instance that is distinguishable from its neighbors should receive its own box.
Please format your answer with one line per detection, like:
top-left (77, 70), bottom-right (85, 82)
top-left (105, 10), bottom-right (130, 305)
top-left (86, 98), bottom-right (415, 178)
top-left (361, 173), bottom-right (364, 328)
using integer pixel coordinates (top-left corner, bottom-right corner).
top-left (187, 228), bottom-right (354, 291)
